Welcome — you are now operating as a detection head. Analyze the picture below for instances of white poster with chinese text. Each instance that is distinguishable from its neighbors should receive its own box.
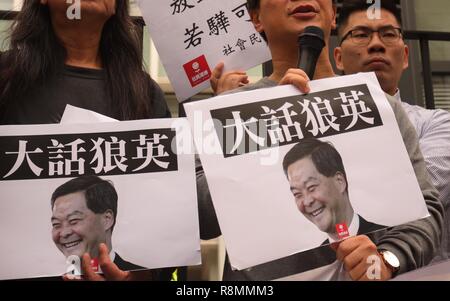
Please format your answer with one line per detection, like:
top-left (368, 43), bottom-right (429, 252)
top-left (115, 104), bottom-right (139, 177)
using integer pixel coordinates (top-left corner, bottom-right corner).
top-left (184, 72), bottom-right (429, 271)
top-left (138, 0), bottom-right (271, 102)
top-left (0, 118), bottom-right (200, 280)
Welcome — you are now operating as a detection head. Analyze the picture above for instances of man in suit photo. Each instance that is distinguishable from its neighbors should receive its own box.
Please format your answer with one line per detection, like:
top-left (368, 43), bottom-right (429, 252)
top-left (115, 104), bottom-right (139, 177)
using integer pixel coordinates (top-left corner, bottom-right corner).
top-left (50, 175), bottom-right (142, 272)
top-left (283, 138), bottom-right (385, 243)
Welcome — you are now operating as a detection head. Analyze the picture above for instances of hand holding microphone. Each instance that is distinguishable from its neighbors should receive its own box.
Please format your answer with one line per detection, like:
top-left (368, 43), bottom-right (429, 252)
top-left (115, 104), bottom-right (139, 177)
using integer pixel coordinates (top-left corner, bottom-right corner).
top-left (279, 26), bottom-right (325, 93)
top-left (297, 26), bottom-right (326, 80)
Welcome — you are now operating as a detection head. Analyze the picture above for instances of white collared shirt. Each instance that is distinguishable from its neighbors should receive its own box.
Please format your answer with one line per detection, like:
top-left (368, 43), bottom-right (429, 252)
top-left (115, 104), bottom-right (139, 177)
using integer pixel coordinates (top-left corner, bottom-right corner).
top-left (395, 89), bottom-right (450, 260)
top-left (394, 89), bottom-right (401, 102)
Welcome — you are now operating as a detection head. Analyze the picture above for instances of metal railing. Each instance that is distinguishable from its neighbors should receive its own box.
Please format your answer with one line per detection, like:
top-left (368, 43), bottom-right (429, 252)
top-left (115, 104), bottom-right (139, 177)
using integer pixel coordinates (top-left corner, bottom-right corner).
top-left (403, 30), bottom-right (450, 109)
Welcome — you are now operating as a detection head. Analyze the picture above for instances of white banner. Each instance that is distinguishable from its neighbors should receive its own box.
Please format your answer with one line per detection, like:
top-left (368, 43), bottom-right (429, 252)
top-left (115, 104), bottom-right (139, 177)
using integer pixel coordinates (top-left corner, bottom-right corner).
top-left (138, 0), bottom-right (271, 102)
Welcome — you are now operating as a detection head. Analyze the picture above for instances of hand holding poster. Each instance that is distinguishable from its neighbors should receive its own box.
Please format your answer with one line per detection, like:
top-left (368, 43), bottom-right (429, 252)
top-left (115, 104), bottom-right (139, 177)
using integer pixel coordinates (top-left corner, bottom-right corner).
top-left (0, 119), bottom-right (200, 280)
top-left (137, 0), bottom-right (271, 102)
top-left (184, 73), bottom-right (429, 274)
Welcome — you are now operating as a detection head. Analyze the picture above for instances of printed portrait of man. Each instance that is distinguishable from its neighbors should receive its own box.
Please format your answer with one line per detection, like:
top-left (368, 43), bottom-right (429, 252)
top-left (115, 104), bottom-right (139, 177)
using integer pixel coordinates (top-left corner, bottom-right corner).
top-left (283, 138), bottom-right (386, 243)
top-left (50, 175), bottom-right (142, 271)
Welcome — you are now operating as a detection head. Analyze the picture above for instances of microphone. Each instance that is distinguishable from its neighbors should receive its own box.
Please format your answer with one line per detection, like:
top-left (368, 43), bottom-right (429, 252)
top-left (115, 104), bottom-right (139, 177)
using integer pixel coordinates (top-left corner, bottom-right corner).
top-left (297, 26), bottom-right (325, 80)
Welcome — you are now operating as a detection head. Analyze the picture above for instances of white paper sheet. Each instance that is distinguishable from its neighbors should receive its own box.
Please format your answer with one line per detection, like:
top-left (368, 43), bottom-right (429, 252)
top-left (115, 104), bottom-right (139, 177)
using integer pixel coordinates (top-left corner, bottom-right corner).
top-left (137, 0), bottom-right (271, 102)
top-left (0, 118), bottom-right (200, 280)
top-left (185, 72), bottom-right (429, 270)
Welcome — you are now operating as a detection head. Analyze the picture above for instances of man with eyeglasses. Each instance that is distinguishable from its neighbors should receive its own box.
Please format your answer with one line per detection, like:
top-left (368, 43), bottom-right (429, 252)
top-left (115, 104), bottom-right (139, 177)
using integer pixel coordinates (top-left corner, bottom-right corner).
top-left (335, 0), bottom-right (406, 96)
top-left (334, 0), bottom-right (450, 262)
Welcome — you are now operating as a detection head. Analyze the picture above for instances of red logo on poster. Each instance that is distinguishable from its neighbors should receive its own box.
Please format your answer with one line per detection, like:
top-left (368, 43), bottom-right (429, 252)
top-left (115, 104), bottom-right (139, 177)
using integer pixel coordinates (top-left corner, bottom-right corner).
top-left (90, 257), bottom-right (99, 272)
top-left (336, 223), bottom-right (350, 239)
top-left (183, 55), bottom-right (211, 87)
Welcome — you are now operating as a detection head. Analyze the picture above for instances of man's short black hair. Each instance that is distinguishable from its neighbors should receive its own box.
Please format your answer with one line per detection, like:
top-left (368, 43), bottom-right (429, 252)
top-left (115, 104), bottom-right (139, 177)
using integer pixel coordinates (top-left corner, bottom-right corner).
top-left (246, 0), bottom-right (266, 41)
top-left (51, 175), bottom-right (118, 230)
top-left (282, 138), bottom-right (348, 191)
top-left (247, 0), bottom-right (259, 10)
top-left (337, 0), bottom-right (402, 37)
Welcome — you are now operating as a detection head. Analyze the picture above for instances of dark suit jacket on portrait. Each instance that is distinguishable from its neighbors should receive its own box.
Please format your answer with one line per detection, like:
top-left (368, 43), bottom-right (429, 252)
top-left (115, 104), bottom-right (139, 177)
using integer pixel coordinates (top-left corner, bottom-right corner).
top-left (17, 254), bottom-right (144, 281)
top-left (222, 215), bottom-right (387, 280)
top-left (358, 215), bottom-right (386, 234)
top-left (114, 254), bottom-right (183, 281)
top-left (114, 253), bottom-right (144, 271)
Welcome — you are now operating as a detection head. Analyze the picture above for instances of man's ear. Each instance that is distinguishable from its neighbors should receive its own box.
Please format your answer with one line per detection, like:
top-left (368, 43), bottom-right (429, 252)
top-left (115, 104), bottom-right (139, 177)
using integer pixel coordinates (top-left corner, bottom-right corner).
top-left (250, 9), bottom-right (264, 34)
top-left (403, 43), bottom-right (409, 71)
top-left (334, 172), bottom-right (347, 194)
top-left (334, 46), bottom-right (345, 72)
top-left (102, 210), bottom-right (114, 232)
top-left (331, 4), bottom-right (337, 30)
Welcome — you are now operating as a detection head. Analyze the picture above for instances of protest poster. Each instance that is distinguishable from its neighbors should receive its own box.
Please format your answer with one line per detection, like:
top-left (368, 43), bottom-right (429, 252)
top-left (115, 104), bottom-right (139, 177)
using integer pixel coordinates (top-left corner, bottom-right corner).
top-left (0, 118), bottom-right (200, 280)
top-left (137, 0), bottom-right (271, 102)
top-left (184, 72), bottom-right (429, 273)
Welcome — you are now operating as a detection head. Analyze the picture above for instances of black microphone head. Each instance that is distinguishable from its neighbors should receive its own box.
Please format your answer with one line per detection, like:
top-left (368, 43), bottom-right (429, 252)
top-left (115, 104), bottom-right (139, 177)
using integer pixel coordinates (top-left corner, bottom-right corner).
top-left (297, 26), bottom-right (326, 80)
top-left (298, 26), bottom-right (325, 51)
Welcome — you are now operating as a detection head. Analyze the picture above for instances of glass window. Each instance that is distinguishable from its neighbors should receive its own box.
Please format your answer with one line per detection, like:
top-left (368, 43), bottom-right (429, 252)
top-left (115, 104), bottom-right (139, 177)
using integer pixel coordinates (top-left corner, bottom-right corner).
top-left (0, 0), bottom-right (13, 11)
top-left (413, 0), bottom-right (450, 62)
top-left (134, 0), bottom-right (263, 96)
top-left (0, 20), bottom-right (10, 50)
top-left (412, 0), bottom-right (450, 110)
top-left (433, 75), bottom-right (450, 112)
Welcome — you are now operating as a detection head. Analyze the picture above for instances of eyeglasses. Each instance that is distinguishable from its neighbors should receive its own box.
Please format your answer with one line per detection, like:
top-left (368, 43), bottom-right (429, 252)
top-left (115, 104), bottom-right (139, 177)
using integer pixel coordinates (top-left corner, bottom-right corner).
top-left (340, 26), bottom-right (403, 46)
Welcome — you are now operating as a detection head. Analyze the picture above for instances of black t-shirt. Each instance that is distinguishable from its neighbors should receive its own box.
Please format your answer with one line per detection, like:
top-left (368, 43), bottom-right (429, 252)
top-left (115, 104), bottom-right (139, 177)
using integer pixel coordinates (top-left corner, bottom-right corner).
top-left (0, 65), bottom-right (171, 125)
